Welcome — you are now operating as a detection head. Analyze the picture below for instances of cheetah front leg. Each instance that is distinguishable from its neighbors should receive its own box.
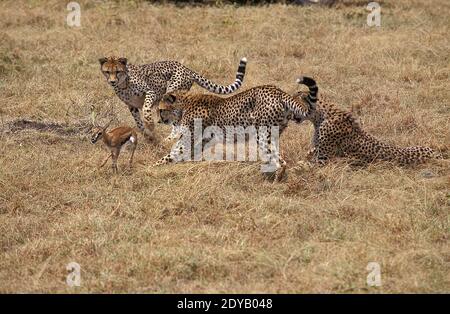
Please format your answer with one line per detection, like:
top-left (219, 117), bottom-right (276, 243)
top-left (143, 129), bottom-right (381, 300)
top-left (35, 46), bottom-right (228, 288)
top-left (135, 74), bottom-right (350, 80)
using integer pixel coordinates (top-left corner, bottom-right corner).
top-left (258, 131), bottom-right (286, 182)
top-left (269, 145), bottom-right (286, 182)
top-left (275, 151), bottom-right (287, 182)
top-left (141, 92), bottom-right (158, 142)
top-left (153, 135), bottom-right (191, 166)
top-left (313, 125), bottom-right (337, 165)
top-left (129, 106), bottom-right (156, 143)
top-left (164, 123), bottom-right (182, 143)
top-left (306, 147), bottom-right (317, 161)
top-left (129, 107), bottom-right (145, 132)
top-left (306, 128), bottom-right (320, 161)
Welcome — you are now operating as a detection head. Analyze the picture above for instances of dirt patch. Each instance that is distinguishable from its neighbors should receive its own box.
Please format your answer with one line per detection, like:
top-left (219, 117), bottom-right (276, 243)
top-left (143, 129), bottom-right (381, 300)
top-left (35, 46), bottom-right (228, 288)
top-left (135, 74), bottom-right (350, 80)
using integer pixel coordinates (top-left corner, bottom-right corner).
top-left (1, 119), bottom-right (92, 137)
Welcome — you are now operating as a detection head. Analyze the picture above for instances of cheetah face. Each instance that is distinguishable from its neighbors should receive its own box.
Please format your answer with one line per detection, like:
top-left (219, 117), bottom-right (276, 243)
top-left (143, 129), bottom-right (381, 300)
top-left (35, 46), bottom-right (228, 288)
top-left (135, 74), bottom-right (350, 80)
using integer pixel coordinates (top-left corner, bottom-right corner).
top-left (158, 105), bottom-right (182, 125)
top-left (158, 94), bottom-right (183, 124)
top-left (90, 126), bottom-right (104, 144)
top-left (99, 56), bottom-right (128, 87)
top-left (158, 109), bottom-right (178, 124)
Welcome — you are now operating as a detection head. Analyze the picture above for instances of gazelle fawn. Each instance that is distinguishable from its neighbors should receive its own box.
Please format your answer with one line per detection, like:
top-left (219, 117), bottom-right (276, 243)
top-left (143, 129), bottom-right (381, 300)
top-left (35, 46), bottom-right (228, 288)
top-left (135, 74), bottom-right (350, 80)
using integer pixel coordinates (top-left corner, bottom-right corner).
top-left (90, 123), bottom-right (138, 174)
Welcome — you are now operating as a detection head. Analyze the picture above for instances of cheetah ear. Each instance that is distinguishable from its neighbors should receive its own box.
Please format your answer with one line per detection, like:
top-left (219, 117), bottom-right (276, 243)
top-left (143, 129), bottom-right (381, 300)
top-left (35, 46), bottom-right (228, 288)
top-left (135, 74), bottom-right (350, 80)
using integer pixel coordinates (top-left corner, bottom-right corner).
top-left (99, 57), bottom-right (108, 66)
top-left (118, 57), bottom-right (127, 66)
top-left (163, 94), bottom-right (176, 104)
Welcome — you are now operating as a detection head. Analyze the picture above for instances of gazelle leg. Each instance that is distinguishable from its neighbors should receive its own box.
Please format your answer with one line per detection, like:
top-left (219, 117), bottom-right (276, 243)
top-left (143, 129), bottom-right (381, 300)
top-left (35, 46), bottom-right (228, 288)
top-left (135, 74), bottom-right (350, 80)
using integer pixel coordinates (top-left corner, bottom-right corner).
top-left (111, 148), bottom-right (120, 174)
top-left (128, 142), bottom-right (137, 168)
top-left (100, 153), bottom-right (112, 168)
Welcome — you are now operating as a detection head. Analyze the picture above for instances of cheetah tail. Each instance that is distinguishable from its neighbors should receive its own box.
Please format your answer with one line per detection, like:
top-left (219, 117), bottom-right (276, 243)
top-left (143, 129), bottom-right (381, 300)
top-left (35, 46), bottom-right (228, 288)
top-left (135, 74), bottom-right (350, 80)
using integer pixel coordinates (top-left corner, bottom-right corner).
top-left (296, 76), bottom-right (318, 108)
top-left (357, 132), bottom-right (443, 164)
top-left (191, 57), bottom-right (247, 95)
top-left (392, 146), bottom-right (442, 164)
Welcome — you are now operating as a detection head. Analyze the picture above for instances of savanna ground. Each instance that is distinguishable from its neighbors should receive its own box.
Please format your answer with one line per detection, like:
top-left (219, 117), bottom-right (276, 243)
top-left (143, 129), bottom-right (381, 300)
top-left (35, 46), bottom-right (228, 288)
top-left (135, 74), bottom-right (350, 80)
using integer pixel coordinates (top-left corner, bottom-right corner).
top-left (0, 0), bottom-right (449, 293)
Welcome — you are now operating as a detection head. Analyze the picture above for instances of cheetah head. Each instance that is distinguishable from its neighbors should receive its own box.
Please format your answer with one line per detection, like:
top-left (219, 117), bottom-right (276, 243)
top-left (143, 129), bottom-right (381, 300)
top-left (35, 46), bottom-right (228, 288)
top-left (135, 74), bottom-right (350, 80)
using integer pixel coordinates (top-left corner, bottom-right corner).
top-left (157, 94), bottom-right (183, 125)
top-left (99, 56), bottom-right (128, 87)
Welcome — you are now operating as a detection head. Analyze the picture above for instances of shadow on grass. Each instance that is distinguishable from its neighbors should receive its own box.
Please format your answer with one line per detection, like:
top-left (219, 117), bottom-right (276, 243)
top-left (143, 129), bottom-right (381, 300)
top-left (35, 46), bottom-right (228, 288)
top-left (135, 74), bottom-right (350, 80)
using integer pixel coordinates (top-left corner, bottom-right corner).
top-left (1, 119), bottom-right (92, 137)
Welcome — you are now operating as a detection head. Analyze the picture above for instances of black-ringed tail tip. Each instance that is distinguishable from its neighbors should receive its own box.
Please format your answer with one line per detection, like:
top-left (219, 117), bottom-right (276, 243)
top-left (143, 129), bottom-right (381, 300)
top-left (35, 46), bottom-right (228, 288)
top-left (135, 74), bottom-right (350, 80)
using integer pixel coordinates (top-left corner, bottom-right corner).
top-left (236, 57), bottom-right (247, 78)
top-left (296, 76), bottom-right (318, 105)
top-left (296, 76), bottom-right (316, 85)
top-left (193, 57), bottom-right (248, 94)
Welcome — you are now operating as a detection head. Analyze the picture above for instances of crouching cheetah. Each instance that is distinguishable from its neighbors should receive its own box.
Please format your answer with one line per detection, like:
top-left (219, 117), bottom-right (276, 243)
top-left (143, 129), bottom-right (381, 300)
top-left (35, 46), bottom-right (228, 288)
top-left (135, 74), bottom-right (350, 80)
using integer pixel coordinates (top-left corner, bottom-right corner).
top-left (155, 85), bottom-right (312, 181)
top-left (295, 76), bottom-right (442, 165)
top-left (99, 56), bottom-right (247, 141)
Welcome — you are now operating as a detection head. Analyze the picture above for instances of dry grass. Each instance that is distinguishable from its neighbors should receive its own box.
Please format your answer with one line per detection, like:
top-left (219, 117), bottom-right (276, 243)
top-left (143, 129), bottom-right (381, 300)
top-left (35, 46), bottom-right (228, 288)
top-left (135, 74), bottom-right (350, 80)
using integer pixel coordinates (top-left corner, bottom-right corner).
top-left (0, 0), bottom-right (449, 293)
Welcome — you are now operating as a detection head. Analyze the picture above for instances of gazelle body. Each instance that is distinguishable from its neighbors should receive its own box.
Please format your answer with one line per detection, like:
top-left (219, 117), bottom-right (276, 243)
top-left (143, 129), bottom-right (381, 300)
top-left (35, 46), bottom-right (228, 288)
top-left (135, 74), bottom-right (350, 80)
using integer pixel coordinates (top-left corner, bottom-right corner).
top-left (90, 125), bottom-right (138, 173)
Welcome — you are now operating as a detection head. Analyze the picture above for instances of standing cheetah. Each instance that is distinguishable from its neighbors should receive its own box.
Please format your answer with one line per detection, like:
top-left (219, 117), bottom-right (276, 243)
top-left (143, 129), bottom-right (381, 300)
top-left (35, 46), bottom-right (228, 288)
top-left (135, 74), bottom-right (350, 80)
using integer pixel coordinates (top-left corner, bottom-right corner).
top-left (99, 56), bottom-right (247, 141)
top-left (295, 76), bottom-right (442, 165)
top-left (155, 85), bottom-right (311, 181)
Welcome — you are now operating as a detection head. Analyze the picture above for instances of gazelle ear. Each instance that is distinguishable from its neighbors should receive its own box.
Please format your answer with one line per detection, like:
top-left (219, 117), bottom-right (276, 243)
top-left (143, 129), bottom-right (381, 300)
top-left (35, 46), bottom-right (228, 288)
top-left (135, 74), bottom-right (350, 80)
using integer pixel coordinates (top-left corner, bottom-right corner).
top-left (99, 57), bottom-right (108, 66)
top-left (118, 57), bottom-right (127, 66)
top-left (103, 118), bottom-right (113, 131)
top-left (90, 104), bottom-right (97, 126)
top-left (162, 94), bottom-right (176, 104)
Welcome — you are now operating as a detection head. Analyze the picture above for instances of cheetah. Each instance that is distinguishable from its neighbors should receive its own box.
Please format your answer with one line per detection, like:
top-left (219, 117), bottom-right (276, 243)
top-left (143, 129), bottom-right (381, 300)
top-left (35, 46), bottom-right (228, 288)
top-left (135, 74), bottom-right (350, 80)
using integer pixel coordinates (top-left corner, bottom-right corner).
top-left (154, 85), bottom-right (311, 181)
top-left (295, 76), bottom-right (442, 165)
top-left (99, 56), bottom-right (247, 141)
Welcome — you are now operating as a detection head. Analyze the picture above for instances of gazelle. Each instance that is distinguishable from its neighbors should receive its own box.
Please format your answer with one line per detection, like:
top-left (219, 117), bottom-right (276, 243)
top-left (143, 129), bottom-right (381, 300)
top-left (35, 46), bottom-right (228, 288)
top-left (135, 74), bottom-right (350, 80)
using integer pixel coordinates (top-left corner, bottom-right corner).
top-left (90, 121), bottom-right (138, 174)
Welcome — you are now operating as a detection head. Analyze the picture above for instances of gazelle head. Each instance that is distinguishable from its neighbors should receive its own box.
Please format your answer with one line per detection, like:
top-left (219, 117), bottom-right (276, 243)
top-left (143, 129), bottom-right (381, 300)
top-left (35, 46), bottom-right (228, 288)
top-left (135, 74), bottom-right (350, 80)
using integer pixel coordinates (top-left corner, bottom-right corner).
top-left (90, 126), bottom-right (105, 144)
top-left (90, 118), bottom-right (113, 144)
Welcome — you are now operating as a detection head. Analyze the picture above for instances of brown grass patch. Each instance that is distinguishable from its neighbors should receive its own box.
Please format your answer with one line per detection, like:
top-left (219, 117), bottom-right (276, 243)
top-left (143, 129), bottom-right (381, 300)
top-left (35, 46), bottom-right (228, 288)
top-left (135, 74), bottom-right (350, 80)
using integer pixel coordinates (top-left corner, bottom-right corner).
top-left (0, 0), bottom-right (448, 293)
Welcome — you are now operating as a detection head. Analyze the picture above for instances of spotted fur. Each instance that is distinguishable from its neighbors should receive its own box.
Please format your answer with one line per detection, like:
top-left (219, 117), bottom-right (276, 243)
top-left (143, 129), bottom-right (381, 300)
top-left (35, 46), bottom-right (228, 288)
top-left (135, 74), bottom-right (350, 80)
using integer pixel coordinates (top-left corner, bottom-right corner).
top-left (99, 56), bottom-right (247, 141)
top-left (155, 85), bottom-right (311, 181)
top-left (296, 76), bottom-right (442, 165)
